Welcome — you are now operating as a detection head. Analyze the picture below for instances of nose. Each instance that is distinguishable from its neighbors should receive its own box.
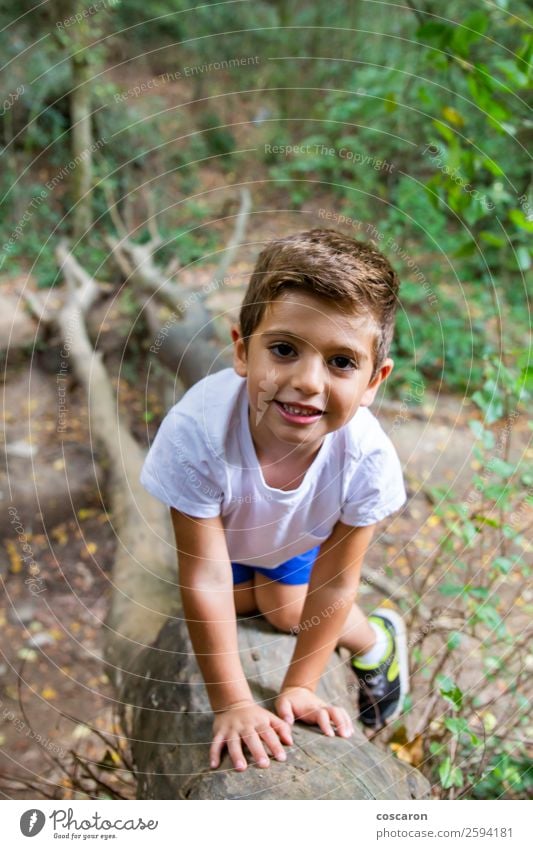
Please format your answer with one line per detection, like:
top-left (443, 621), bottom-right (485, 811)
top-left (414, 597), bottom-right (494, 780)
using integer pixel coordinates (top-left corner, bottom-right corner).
top-left (290, 353), bottom-right (326, 398)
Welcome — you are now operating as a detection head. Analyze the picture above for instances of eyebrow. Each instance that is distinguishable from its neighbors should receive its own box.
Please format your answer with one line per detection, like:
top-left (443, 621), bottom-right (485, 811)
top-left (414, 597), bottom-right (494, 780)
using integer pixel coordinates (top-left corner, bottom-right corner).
top-left (261, 329), bottom-right (369, 362)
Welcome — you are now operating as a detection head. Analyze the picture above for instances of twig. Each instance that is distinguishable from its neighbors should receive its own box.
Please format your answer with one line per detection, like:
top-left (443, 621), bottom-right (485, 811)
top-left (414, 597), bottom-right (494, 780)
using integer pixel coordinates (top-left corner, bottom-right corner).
top-left (102, 182), bottom-right (128, 240)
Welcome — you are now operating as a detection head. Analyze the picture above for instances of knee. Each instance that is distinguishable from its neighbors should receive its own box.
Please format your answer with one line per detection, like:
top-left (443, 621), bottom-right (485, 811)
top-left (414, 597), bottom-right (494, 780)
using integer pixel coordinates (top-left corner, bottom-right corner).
top-left (262, 605), bottom-right (302, 634)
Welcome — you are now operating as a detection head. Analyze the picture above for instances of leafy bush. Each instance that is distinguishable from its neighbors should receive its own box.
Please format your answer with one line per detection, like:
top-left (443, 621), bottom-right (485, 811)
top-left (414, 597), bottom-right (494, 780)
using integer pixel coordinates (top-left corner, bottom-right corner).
top-left (385, 354), bottom-right (532, 798)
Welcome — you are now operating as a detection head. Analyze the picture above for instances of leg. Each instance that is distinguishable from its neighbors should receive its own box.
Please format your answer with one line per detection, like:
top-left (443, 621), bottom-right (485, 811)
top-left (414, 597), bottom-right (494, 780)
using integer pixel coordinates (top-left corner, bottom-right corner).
top-left (233, 579), bottom-right (257, 615)
top-left (231, 563), bottom-right (258, 615)
top-left (337, 602), bottom-right (378, 656)
top-left (343, 605), bottom-right (410, 728)
top-left (254, 572), bottom-right (308, 633)
top-left (250, 546), bottom-right (318, 631)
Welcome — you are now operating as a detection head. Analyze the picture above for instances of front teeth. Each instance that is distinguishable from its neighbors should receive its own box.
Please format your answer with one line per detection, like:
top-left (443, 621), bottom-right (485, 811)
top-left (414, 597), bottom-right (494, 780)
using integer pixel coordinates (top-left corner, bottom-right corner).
top-left (281, 403), bottom-right (320, 416)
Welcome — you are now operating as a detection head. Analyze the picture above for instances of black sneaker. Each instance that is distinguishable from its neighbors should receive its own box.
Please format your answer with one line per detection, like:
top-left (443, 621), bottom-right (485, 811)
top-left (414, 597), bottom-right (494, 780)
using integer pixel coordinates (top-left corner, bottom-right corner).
top-left (350, 608), bottom-right (409, 728)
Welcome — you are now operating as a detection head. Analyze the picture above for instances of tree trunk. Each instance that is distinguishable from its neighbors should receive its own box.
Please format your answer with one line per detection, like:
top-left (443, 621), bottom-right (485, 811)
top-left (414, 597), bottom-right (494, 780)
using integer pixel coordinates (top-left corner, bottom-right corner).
top-left (69, 14), bottom-right (94, 239)
top-left (128, 616), bottom-right (429, 800)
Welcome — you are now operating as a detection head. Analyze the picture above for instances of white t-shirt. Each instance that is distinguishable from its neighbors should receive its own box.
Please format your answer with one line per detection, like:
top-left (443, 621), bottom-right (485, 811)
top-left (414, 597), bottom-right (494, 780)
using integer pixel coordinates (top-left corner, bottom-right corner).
top-left (140, 368), bottom-right (406, 568)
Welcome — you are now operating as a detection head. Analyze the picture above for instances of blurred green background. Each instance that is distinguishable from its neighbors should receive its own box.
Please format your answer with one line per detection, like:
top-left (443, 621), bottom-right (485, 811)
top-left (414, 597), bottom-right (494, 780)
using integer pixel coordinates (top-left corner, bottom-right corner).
top-left (1, 0), bottom-right (531, 395)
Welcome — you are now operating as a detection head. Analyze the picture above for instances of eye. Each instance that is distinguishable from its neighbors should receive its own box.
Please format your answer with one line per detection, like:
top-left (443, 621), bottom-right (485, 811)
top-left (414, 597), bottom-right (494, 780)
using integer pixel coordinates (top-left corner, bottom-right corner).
top-left (330, 355), bottom-right (357, 371)
top-left (269, 342), bottom-right (295, 358)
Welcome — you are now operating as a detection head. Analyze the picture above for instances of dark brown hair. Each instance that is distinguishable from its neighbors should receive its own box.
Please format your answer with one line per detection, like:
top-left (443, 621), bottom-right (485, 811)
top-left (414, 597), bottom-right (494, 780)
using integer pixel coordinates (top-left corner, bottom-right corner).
top-left (239, 228), bottom-right (400, 377)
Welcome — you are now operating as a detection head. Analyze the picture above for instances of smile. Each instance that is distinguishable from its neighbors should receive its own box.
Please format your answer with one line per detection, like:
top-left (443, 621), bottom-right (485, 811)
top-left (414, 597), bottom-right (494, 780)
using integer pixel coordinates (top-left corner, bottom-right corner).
top-left (274, 400), bottom-right (325, 423)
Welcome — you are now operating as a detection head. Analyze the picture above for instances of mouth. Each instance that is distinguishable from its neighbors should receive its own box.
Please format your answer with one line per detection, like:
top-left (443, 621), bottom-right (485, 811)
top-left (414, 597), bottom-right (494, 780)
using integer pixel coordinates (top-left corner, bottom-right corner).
top-left (274, 400), bottom-right (325, 424)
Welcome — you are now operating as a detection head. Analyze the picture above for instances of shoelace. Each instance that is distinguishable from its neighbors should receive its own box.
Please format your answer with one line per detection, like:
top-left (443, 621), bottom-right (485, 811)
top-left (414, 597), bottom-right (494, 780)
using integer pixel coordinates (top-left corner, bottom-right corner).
top-left (363, 673), bottom-right (387, 698)
top-left (360, 680), bottom-right (384, 726)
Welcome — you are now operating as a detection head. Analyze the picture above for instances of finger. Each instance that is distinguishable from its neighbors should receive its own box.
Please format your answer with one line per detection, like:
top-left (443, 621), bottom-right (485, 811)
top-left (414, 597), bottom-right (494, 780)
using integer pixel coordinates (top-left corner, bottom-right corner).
top-left (271, 715), bottom-right (294, 746)
top-left (260, 726), bottom-right (287, 762)
top-left (276, 696), bottom-right (294, 726)
top-left (209, 733), bottom-right (225, 769)
top-left (227, 737), bottom-right (247, 771)
top-left (329, 707), bottom-right (353, 738)
top-left (317, 707), bottom-right (335, 737)
top-left (242, 730), bottom-right (270, 768)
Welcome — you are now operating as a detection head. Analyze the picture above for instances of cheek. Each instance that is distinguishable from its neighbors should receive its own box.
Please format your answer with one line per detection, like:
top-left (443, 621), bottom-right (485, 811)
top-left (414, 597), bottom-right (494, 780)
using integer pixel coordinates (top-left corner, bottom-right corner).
top-left (333, 386), bottom-right (362, 418)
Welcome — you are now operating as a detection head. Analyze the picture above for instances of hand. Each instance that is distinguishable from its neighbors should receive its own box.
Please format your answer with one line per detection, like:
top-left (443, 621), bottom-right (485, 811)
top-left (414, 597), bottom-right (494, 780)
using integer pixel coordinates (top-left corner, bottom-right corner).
top-left (210, 700), bottom-right (294, 772)
top-left (275, 686), bottom-right (354, 739)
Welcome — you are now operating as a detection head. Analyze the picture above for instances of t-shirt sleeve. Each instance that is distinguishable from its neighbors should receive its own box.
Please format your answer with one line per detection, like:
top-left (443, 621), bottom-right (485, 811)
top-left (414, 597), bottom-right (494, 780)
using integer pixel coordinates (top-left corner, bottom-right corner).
top-left (140, 409), bottom-right (224, 517)
top-left (340, 445), bottom-right (406, 527)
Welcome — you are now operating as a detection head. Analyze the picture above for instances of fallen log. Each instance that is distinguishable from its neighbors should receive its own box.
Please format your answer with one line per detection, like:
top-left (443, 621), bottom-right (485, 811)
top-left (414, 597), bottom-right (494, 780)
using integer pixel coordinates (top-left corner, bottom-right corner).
top-left (128, 616), bottom-right (429, 799)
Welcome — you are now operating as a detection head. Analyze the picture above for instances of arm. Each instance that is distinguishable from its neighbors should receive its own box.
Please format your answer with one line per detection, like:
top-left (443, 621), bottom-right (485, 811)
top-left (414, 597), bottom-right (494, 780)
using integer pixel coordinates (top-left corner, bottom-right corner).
top-left (275, 521), bottom-right (375, 730)
top-left (170, 508), bottom-right (293, 770)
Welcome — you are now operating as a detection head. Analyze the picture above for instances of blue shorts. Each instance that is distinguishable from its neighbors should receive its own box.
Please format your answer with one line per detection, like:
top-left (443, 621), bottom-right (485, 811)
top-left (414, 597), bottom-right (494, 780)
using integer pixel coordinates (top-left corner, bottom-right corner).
top-left (231, 546), bottom-right (320, 586)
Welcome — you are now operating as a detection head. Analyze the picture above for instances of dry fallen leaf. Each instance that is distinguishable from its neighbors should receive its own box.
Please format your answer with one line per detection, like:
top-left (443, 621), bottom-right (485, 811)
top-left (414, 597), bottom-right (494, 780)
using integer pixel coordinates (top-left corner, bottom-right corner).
top-left (6, 540), bottom-right (22, 573)
top-left (41, 687), bottom-right (57, 700)
top-left (390, 733), bottom-right (424, 768)
top-left (77, 508), bottom-right (98, 520)
top-left (17, 648), bottom-right (38, 662)
top-left (72, 725), bottom-right (91, 740)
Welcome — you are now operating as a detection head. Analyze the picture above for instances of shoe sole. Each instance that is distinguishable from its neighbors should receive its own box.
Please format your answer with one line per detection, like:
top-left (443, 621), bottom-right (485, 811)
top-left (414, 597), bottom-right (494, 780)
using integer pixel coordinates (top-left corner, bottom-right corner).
top-left (372, 607), bottom-right (410, 724)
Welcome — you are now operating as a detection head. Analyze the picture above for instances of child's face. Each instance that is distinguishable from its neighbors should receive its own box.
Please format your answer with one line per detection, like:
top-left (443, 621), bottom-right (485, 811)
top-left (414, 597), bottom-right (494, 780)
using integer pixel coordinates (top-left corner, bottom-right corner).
top-left (232, 290), bottom-right (393, 454)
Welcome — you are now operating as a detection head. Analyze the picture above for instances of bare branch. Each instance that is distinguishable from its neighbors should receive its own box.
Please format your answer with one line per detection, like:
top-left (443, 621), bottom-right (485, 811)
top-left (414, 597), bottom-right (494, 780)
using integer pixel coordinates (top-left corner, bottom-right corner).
top-left (103, 182), bottom-right (129, 240)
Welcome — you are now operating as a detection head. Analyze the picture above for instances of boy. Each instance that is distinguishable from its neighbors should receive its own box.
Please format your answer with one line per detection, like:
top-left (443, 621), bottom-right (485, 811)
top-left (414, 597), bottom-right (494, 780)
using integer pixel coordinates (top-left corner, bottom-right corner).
top-left (140, 228), bottom-right (409, 772)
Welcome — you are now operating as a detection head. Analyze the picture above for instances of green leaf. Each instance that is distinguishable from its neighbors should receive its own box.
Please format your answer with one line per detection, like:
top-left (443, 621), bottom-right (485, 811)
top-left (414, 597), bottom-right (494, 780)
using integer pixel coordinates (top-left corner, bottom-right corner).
top-left (472, 605), bottom-right (506, 636)
top-left (516, 246), bottom-right (531, 271)
top-left (439, 757), bottom-right (463, 790)
top-left (439, 756), bottom-right (454, 788)
top-left (492, 556), bottom-right (513, 575)
top-left (471, 389), bottom-right (504, 424)
top-left (436, 673), bottom-right (454, 691)
top-left (473, 514), bottom-right (501, 528)
top-left (509, 209), bottom-right (533, 233)
top-left (468, 586), bottom-right (490, 600)
top-left (479, 230), bottom-right (505, 247)
top-left (432, 120), bottom-right (456, 144)
top-left (481, 158), bottom-right (505, 177)
top-left (451, 765), bottom-right (464, 787)
top-left (438, 582), bottom-right (465, 597)
top-left (440, 684), bottom-right (463, 710)
top-left (452, 12), bottom-right (488, 56)
top-left (469, 419), bottom-right (485, 439)
top-left (416, 22), bottom-right (454, 49)
top-left (444, 716), bottom-right (469, 735)
top-left (489, 457), bottom-right (516, 478)
top-left (447, 631), bottom-right (463, 650)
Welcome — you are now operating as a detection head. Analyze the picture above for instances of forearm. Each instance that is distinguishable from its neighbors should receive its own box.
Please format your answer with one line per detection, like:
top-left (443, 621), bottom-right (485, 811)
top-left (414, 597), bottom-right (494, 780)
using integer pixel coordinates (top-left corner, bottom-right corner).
top-left (282, 582), bottom-right (357, 691)
top-left (181, 580), bottom-right (252, 712)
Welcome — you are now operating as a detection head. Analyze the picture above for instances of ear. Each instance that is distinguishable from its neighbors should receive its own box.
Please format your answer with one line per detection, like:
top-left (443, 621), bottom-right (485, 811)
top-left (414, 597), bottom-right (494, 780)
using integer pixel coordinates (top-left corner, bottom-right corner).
top-left (360, 358), bottom-right (394, 407)
top-left (231, 324), bottom-right (248, 378)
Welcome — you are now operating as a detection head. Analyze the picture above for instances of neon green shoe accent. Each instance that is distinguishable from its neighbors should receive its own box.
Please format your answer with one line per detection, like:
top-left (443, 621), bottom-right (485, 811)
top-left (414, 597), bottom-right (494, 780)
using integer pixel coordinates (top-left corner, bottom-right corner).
top-left (387, 655), bottom-right (399, 682)
top-left (351, 617), bottom-right (393, 670)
